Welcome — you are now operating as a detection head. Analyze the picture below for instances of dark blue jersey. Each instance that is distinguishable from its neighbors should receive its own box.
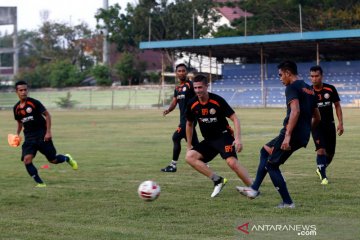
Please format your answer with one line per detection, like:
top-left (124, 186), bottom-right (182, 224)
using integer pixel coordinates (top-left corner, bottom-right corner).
top-left (311, 82), bottom-right (340, 124)
top-left (13, 97), bottom-right (47, 139)
top-left (187, 92), bottom-right (235, 140)
top-left (283, 80), bottom-right (317, 146)
top-left (174, 80), bottom-right (196, 124)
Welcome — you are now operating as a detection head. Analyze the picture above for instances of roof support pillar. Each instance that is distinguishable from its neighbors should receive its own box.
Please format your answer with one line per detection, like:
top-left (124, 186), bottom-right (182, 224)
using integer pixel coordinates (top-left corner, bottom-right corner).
top-left (260, 46), bottom-right (265, 107)
top-left (316, 43), bottom-right (320, 65)
top-left (209, 48), bottom-right (212, 92)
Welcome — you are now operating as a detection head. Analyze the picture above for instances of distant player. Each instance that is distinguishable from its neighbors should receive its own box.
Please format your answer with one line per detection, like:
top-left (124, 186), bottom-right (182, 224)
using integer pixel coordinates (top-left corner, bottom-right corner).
top-left (161, 63), bottom-right (199, 172)
top-left (13, 81), bottom-right (78, 187)
top-left (237, 61), bottom-right (321, 208)
top-left (185, 74), bottom-right (252, 198)
top-left (310, 65), bottom-right (344, 185)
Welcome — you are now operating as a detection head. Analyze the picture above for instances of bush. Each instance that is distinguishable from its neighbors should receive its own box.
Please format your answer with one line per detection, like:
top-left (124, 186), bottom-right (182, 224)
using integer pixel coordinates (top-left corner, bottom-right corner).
top-left (92, 65), bottom-right (112, 86)
top-left (55, 92), bottom-right (78, 109)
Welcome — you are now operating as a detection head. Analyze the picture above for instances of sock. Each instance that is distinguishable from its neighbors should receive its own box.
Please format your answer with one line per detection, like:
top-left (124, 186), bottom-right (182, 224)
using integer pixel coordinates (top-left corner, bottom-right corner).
top-left (25, 163), bottom-right (44, 184)
top-left (172, 138), bottom-right (181, 161)
top-left (52, 154), bottom-right (68, 164)
top-left (170, 160), bottom-right (177, 167)
top-left (252, 148), bottom-right (269, 191)
top-left (267, 163), bottom-right (293, 204)
top-left (316, 154), bottom-right (327, 179)
top-left (211, 173), bottom-right (221, 183)
top-left (326, 155), bottom-right (333, 166)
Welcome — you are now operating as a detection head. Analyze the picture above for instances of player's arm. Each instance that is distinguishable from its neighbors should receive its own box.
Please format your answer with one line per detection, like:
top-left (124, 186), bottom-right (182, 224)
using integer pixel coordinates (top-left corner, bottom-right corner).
top-left (186, 120), bottom-right (194, 151)
top-left (311, 108), bottom-right (321, 130)
top-left (16, 120), bottom-right (23, 135)
top-left (163, 97), bottom-right (177, 116)
top-left (229, 113), bottom-right (243, 152)
top-left (43, 110), bottom-right (52, 141)
top-left (282, 99), bottom-right (300, 150)
top-left (334, 101), bottom-right (344, 136)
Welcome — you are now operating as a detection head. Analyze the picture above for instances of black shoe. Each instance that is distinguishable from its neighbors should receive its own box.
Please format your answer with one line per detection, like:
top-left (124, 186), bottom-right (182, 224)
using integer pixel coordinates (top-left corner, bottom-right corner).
top-left (161, 165), bottom-right (177, 172)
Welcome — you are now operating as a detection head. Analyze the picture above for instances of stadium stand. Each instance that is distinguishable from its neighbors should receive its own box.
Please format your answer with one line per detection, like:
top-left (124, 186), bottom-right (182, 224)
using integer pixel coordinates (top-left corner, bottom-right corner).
top-left (213, 60), bottom-right (360, 107)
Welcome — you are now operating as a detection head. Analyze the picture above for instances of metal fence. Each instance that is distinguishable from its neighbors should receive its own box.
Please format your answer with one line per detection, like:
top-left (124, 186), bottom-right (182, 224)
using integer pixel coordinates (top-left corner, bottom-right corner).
top-left (0, 85), bottom-right (174, 110)
top-left (1, 84), bottom-right (359, 110)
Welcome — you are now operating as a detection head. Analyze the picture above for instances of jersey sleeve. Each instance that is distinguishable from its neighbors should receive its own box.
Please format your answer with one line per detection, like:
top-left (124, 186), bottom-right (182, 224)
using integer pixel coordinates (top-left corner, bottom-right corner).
top-left (13, 105), bottom-right (19, 121)
top-left (188, 81), bottom-right (196, 98)
top-left (331, 85), bottom-right (341, 103)
top-left (217, 95), bottom-right (235, 117)
top-left (285, 84), bottom-right (298, 105)
top-left (33, 99), bottom-right (47, 114)
top-left (186, 100), bottom-right (196, 122)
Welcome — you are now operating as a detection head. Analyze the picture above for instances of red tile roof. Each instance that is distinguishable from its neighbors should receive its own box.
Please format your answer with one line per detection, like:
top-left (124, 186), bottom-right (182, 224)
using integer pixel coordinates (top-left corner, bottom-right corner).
top-left (213, 0), bottom-right (253, 22)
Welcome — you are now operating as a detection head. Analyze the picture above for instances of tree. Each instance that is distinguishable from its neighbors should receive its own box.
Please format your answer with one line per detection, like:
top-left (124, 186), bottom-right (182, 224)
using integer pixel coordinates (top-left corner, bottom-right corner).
top-left (95, 0), bottom-right (220, 64)
top-left (48, 60), bottom-right (84, 88)
top-left (92, 64), bottom-right (112, 86)
top-left (114, 53), bottom-right (135, 85)
top-left (214, 0), bottom-right (360, 37)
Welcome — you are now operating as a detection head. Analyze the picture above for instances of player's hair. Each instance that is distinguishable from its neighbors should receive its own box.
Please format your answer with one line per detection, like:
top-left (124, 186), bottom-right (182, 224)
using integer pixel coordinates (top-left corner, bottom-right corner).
top-left (277, 60), bottom-right (298, 75)
top-left (15, 80), bottom-right (28, 89)
top-left (310, 65), bottom-right (323, 75)
top-left (175, 63), bottom-right (187, 70)
top-left (193, 74), bottom-right (208, 85)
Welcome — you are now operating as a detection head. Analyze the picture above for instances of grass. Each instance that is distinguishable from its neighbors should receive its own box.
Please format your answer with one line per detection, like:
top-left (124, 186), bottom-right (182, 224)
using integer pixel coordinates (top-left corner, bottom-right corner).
top-left (0, 108), bottom-right (359, 240)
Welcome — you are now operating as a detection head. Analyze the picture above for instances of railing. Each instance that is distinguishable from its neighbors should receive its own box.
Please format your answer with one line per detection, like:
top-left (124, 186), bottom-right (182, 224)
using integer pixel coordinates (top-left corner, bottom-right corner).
top-left (1, 84), bottom-right (359, 110)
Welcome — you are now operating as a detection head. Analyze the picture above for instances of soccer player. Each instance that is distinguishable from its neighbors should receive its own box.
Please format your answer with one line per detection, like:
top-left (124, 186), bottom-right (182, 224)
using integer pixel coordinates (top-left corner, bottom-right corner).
top-left (237, 61), bottom-right (321, 208)
top-left (310, 65), bottom-right (344, 185)
top-left (185, 74), bottom-right (252, 198)
top-left (161, 63), bottom-right (199, 172)
top-left (13, 81), bottom-right (78, 187)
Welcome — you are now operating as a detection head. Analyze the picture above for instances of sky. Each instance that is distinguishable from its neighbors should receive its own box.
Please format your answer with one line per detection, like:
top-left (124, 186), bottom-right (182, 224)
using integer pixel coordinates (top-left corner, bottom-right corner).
top-left (0, 0), bottom-right (136, 31)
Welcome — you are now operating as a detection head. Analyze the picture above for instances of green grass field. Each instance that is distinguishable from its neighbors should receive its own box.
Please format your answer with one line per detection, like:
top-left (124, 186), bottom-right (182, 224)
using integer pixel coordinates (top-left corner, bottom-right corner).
top-left (0, 108), bottom-right (359, 240)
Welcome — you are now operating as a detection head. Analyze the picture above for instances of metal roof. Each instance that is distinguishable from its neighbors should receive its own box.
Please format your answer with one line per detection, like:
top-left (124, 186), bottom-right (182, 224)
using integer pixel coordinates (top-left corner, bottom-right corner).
top-left (139, 29), bottom-right (360, 62)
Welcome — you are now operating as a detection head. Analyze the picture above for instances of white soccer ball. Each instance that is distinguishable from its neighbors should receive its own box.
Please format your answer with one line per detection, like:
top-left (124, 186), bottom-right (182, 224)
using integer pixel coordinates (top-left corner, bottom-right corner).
top-left (137, 180), bottom-right (161, 201)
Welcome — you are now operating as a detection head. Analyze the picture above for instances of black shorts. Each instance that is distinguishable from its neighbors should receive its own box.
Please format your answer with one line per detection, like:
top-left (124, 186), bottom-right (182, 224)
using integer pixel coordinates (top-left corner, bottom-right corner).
top-left (22, 137), bottom-right (57, 162)
top-left (173, 123), bottom-right (199, 145)
top-left (312, 122), bottom-right (336, 156)
top-left (266, 131), bottom-right (304, 166)
top-left (192, 132), bottom-right (237, 163)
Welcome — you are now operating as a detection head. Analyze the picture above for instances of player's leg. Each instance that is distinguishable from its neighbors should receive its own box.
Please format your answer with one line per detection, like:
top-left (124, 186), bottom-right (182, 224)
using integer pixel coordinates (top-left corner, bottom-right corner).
top-left (186, 141), bottom-right (223, 197)
top-left (252, 146), bottom-right (272, 190)
top-left (22, 141), bottom-right (45, 187)
top-left (325, 123), bottom-right (336, 167)
top-left (312, 126), bottom-right (328, 183)
top-left (226, 156), bottom-right (252, 186)
top-left (237, 138), bottom-right (277, 199)
top-left (266, 143), bottom-right (301, 207)
top-left (161, 126), bottom-right (183, 172)
top-left (40, 140), bottom-right (78, 170)
top-left (217, 133), bottom-right (252, 186)
top-left (316, 148), bottom-right (328, 184)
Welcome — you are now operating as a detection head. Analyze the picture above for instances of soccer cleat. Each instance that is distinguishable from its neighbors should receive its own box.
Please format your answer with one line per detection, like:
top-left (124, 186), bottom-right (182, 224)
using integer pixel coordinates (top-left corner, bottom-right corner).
top-left (65, 154), bottom-right (78, 170)
top-left (276, 202), bottom-right (295, 209)
top-left (321, 178), bottom-right (329, 185)
top-left (161, 164), bottom-right (177, 172)
top-left (316, 168), bottom-right (323, 180)
top-left (211, 177), bottom-right (228, 198)
top-left (236, 186), bottom-right (260, 199)
top-left (35, 183), bottom-right (47, 188)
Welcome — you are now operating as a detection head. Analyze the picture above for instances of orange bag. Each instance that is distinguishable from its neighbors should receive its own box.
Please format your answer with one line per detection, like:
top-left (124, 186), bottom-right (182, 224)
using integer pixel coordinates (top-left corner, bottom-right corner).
top-left (8, 134), bottom-right (22, 147)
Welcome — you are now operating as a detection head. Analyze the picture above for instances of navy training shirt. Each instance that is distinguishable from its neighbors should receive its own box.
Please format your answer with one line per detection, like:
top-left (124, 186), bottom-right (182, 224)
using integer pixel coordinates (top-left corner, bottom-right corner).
top-left (283, 80), bottom-right (317, 146)
top-left (312, 82), bottom-right (340, 124)
top-left (174, 80), bottom-right (196, 125)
